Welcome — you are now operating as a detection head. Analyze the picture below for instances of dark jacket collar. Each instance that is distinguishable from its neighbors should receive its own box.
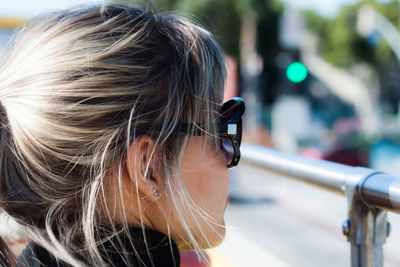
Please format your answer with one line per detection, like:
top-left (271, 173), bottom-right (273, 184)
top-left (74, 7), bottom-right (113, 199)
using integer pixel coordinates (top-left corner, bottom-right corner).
top-left (16, 227), bottom-right (180, 267)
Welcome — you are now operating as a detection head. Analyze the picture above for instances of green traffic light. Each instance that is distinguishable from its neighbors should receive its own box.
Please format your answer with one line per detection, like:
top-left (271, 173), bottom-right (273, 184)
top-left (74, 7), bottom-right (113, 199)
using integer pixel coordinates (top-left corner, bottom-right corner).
top-left (286, 62), bottom-right (308, 83)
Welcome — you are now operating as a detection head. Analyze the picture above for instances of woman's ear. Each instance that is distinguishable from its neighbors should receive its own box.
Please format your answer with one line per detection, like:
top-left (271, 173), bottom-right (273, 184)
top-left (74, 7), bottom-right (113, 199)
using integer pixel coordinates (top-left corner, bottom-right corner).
top-left (126, 135), bottom-right (162, 202)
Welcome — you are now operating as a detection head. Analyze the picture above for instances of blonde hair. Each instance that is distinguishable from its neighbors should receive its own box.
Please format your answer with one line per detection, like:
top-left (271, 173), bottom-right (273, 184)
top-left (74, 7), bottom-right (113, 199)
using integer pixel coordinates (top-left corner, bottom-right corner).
top-left (0, 3), bottom-right (226, 266)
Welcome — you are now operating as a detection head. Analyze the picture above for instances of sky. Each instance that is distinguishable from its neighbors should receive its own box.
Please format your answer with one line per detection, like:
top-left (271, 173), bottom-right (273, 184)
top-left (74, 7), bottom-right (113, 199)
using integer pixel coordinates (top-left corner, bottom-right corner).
top-left (0, 0), bottom-right (368, 18)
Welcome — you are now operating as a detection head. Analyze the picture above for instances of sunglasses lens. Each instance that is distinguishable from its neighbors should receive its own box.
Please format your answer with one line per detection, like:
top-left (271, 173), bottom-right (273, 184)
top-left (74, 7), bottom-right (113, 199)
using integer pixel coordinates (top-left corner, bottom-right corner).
top-left (220, 136), bottom-right (234, 166)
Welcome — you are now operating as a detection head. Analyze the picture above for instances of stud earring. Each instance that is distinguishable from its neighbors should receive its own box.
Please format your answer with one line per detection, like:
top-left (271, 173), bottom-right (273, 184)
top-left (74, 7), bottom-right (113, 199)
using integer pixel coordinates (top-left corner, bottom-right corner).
top-left (140, 194), bottom-right (147, 200)
top-left (152, 189), bottom-right (159, 197)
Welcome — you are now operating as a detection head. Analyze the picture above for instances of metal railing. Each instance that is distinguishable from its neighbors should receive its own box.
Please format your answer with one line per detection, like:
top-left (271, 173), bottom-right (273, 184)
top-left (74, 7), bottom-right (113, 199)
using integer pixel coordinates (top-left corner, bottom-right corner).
top-left (240, 143), bottom-right (400, 267)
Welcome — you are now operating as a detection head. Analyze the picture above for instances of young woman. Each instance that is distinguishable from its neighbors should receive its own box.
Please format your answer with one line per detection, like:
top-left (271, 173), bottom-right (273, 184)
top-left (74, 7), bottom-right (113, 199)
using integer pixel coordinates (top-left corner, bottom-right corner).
top-left (0, 2), bottom-right (244, 266)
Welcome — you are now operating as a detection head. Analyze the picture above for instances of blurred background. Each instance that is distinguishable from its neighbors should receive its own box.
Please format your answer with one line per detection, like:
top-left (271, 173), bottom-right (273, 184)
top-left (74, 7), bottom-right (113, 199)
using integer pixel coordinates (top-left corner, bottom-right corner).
top-left (1, 0), bottom-right (400, 266)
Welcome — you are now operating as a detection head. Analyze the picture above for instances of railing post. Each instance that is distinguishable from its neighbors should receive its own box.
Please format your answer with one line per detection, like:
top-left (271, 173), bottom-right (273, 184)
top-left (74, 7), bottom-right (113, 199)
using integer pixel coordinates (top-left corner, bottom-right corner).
top-left (344, 172), bottom-right (389, 267)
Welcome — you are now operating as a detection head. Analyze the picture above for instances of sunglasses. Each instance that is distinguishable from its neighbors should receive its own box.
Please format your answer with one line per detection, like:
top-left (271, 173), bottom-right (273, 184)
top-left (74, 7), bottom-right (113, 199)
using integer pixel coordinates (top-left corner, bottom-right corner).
top-left (180, 97), bottom-right (245, 168)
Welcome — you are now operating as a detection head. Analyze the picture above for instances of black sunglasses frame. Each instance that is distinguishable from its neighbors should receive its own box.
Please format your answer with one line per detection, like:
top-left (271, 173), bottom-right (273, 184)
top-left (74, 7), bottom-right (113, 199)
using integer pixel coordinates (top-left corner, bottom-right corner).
top-left (179, 97), bottom-right (245, 168)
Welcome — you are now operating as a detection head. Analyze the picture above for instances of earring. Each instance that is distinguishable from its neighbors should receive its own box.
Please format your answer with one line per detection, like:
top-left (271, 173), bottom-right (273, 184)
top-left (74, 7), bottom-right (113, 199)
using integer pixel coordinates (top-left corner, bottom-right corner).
top-left (152, 189), bottom-right (159, 197)
top-left (140, 194), bottom-right (147, 200)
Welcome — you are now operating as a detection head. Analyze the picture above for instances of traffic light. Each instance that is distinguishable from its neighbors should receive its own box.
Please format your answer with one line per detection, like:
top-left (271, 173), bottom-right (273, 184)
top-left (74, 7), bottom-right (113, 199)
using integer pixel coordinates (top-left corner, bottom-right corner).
top-left (286, 61), bottom-right (308, 83)
top-left (275, 49), bottom-right (309, 96)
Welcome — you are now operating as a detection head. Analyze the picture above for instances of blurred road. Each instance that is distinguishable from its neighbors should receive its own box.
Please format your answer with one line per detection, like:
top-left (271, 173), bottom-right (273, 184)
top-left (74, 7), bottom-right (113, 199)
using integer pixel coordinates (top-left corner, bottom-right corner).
top-left (214, 162), bottom-right (400, 267)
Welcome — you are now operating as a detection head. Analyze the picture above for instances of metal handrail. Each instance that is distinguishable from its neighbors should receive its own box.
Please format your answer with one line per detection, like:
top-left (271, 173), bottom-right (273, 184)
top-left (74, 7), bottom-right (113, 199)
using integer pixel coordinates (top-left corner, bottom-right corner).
top-left (240, 143), bottom-right (400, 267)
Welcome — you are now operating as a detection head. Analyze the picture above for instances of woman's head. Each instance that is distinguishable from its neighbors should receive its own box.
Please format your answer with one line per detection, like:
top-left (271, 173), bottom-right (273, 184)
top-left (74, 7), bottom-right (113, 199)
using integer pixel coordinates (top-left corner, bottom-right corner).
top-left (0, 3), bottom-right (233, 265)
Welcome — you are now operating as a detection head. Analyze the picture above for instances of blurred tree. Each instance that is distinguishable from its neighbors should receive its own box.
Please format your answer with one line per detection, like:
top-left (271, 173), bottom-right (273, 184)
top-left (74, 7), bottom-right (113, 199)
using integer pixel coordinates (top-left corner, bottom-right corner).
top-left (302, 0), bottom-right (400, 113)
top-left (302, 0), bottom-right (399, 69)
